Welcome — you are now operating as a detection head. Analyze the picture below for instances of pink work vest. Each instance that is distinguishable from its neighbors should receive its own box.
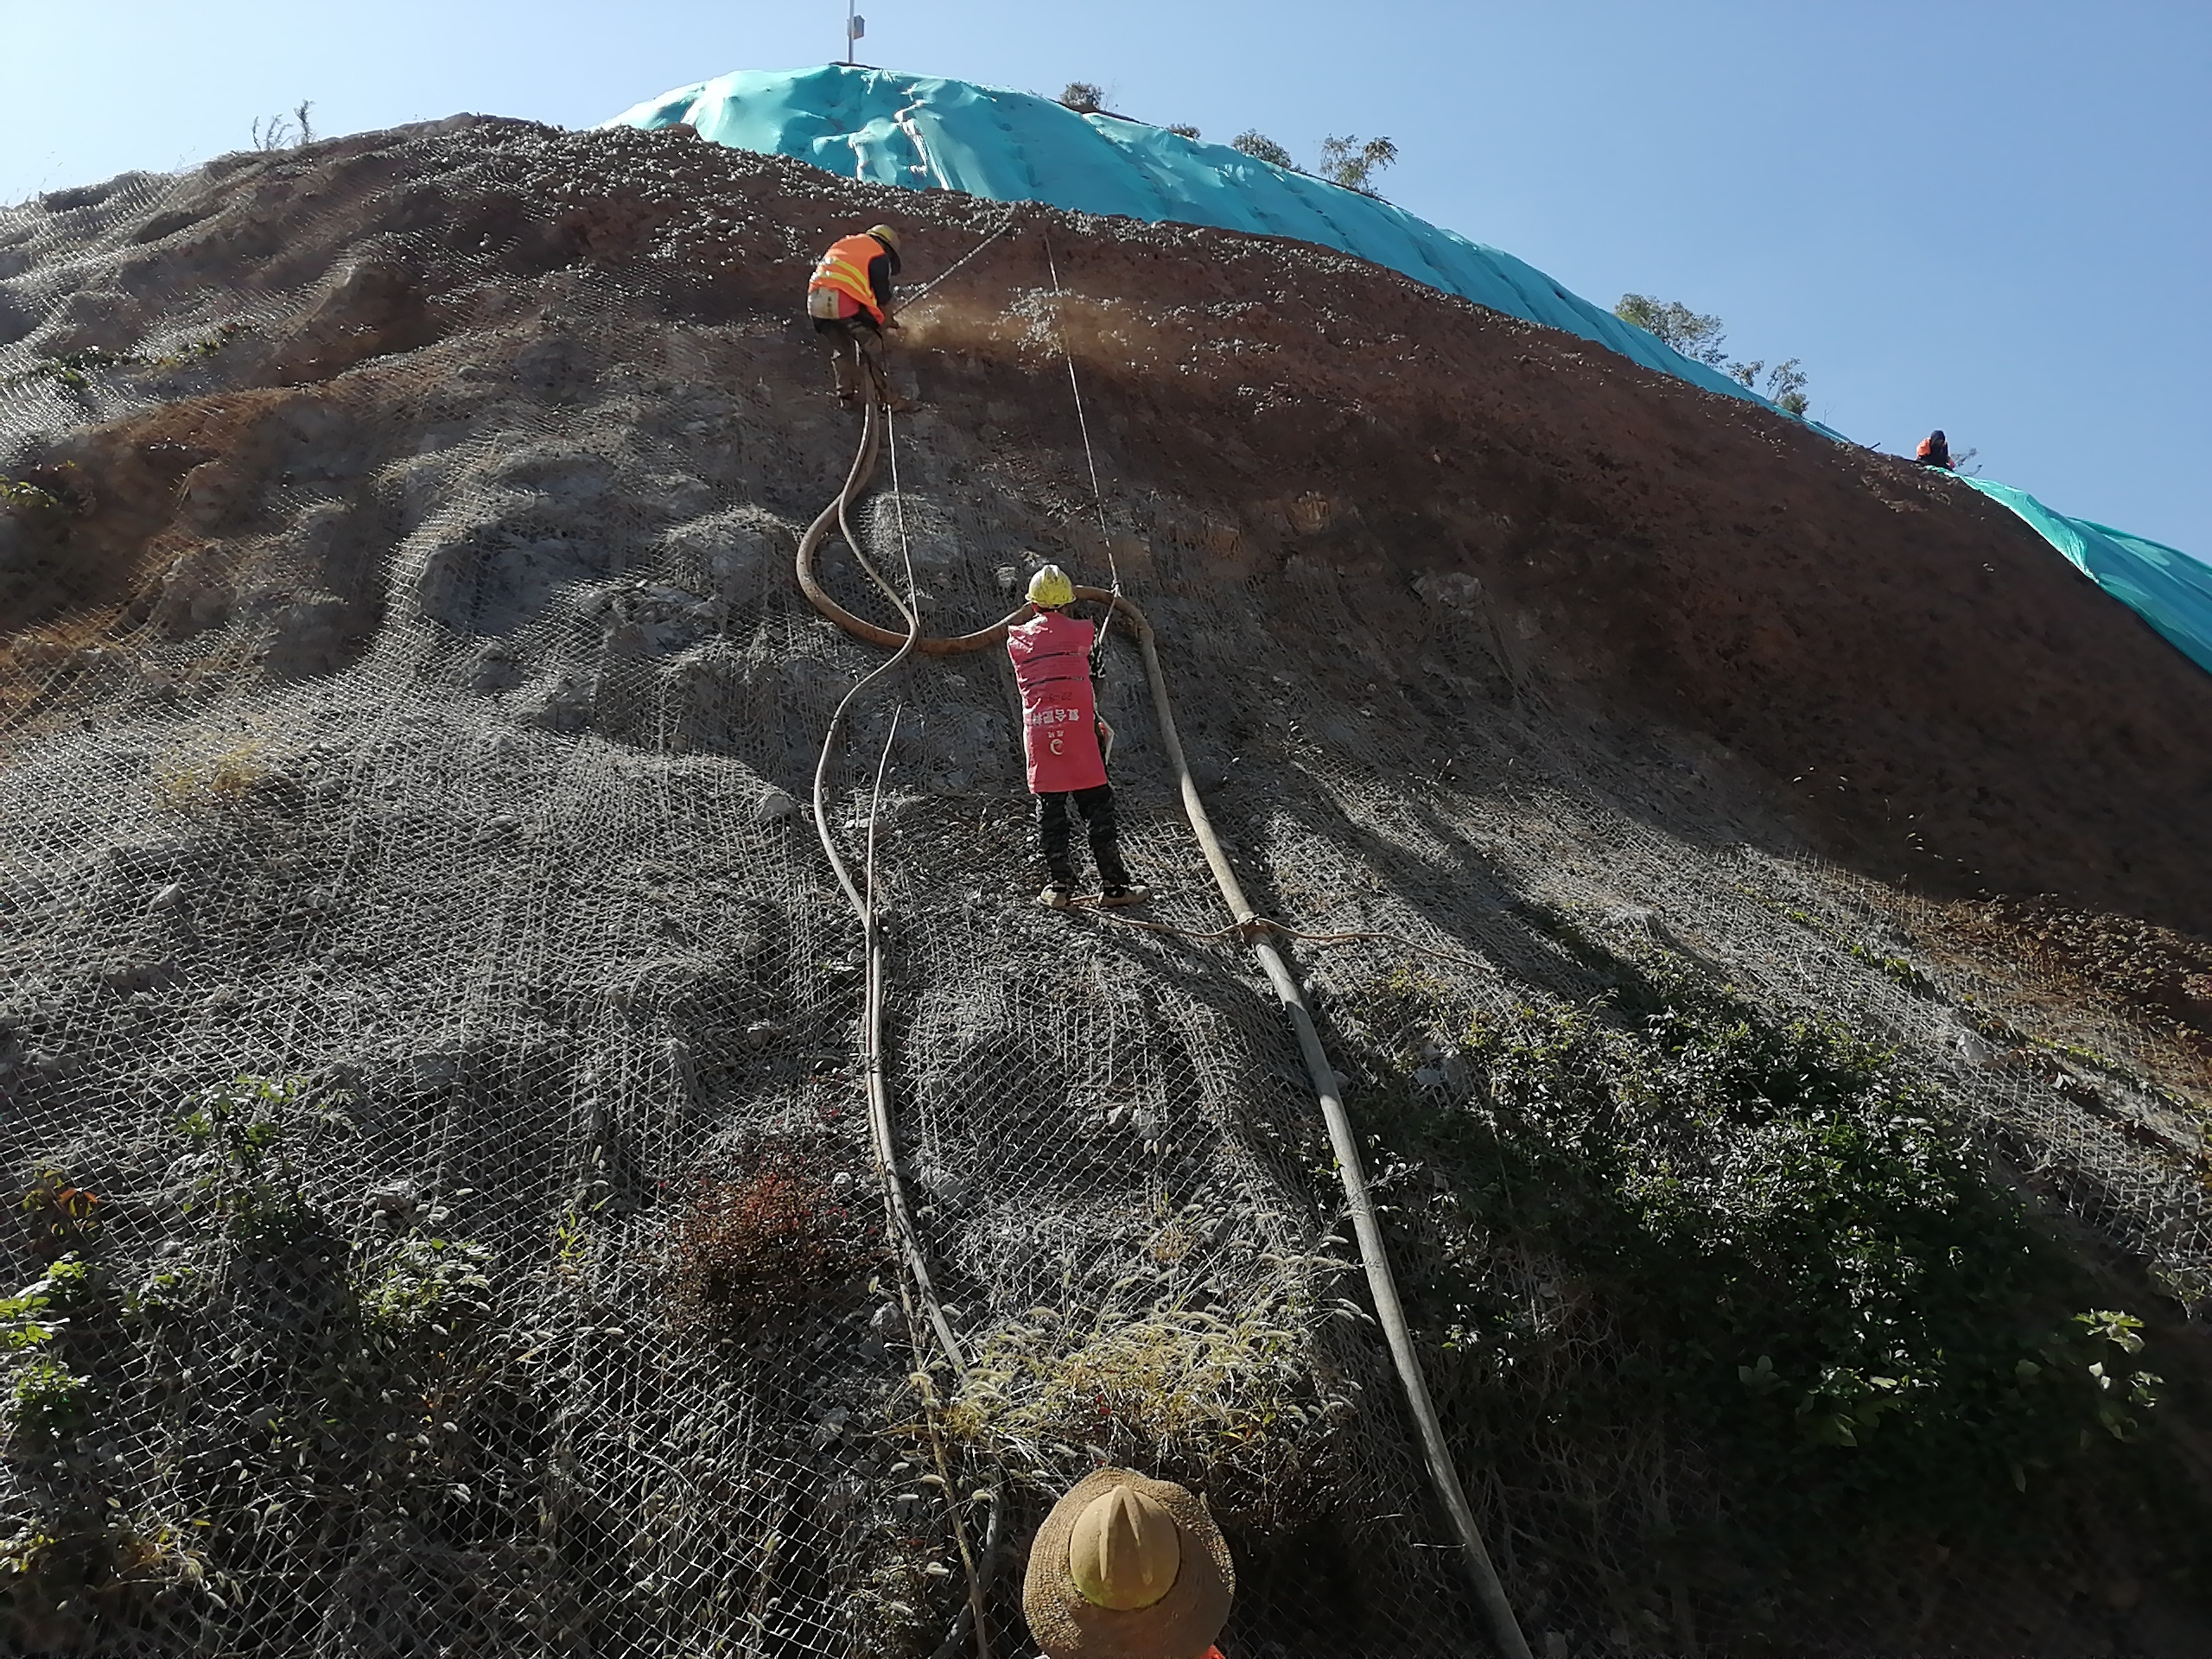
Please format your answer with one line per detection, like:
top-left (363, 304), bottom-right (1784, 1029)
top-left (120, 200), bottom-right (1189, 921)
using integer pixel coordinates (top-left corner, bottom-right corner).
top-left (1007, 611), bottom-right (1108, 794)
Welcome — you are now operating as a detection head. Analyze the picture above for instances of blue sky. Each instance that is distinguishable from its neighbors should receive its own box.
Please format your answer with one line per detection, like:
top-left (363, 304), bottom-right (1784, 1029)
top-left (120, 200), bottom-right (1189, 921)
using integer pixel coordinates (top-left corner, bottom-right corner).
top-left (3, 1), bottom-right (2205, 556)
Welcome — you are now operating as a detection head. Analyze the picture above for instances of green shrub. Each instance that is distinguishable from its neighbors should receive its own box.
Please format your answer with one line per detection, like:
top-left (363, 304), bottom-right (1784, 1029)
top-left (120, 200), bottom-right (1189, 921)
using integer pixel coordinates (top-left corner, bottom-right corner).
top-left (1361, 957), bottom-right (2166, 1537)
top-left (6, 1357), bottom-right (92, 1445)
top-left (360, 1236), bottom-right (494, 1341)
top-left (0, 1279), bottom-right (65, 1356)
top-left (3, 1258), bottom-right (110, 1448)
top-left (176, 1075), bottom-right (349, 1243)
top-left (1230, 131), bottom-right (1295, 169)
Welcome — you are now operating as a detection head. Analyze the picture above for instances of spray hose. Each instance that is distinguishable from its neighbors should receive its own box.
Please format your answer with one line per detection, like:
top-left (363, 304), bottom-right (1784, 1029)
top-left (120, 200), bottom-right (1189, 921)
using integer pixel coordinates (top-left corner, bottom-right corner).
top-left (794, 369), bottom-right (1531, 1659)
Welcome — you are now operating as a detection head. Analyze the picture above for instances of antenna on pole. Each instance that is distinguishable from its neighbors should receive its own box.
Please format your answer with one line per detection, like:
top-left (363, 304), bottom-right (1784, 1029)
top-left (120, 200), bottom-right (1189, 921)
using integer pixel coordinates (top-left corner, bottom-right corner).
top-left (845, 1), bottom-right (866, 65)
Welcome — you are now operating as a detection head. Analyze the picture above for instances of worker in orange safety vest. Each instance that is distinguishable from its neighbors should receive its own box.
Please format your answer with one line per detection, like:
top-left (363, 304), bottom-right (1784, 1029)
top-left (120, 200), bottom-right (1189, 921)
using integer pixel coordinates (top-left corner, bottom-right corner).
top-left (806, 224), bottom-right (903, 408)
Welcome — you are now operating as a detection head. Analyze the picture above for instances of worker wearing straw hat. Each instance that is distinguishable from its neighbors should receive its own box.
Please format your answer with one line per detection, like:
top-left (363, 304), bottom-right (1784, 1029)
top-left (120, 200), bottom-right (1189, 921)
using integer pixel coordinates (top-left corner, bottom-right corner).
top-left (1023, 1468), bottom-right (1234, 1659)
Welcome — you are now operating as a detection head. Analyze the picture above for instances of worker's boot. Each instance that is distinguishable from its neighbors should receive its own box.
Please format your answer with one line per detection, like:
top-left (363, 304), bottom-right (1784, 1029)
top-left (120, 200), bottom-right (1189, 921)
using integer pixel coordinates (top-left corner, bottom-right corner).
top-left (1097, 883), bottom-right (1151, 909)
top-left (1037, 884), bottom-right (1075, 911)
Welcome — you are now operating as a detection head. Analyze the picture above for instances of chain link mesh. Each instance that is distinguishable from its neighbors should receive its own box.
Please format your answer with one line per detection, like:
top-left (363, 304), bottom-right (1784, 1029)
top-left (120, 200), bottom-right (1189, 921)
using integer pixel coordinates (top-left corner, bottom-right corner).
top-left (1, 118), bottom-right (2203, 1657)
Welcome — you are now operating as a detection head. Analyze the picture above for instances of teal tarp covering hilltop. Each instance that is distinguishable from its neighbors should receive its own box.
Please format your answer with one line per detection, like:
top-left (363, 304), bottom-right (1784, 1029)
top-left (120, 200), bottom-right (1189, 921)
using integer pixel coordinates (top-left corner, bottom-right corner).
top-left (607, 63), bottom-right (2212, 680)
top-left (606, 65), bottom-right (1771, 405)
top-left (1963, 479), bottom-right (2212, 677)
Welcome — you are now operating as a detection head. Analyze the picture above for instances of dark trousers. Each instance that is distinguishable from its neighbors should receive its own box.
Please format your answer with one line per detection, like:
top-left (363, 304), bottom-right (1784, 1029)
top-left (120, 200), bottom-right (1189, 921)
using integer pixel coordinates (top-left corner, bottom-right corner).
top-left (812, 315), bottom-right (887, 400)
top-left (1037, 785), bottom-right (1130, 888)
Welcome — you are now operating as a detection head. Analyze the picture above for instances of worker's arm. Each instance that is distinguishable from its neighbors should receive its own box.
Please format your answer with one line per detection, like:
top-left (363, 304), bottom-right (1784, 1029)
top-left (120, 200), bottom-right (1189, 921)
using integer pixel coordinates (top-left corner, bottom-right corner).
top-left (870, 254), bottom-right (899, 329)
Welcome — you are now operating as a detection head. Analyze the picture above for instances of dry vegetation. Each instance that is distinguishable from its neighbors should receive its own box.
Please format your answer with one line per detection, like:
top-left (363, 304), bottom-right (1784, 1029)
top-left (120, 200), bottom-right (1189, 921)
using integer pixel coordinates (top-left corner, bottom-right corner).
top-left (664, 1143), bottom-right (873, 1334)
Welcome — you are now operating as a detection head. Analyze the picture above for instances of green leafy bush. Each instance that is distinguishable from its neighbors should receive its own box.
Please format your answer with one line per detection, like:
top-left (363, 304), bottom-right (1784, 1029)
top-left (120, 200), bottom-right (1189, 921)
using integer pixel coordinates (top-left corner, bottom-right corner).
top-left (1230, 131), bottom-right (1295, 169)
top-left (0, 1281), bottom-right (64, 1356)
top-left (360, 1237), bottom-right (494, 1341)
top-left (0, 476), bottom-right (69, 514)
top-left (1358, 957), bottom-right (2168, 1538)
top-left (176, 1075), bottom-right (349, 1243)
top-left (6, 1357), bottom-right (92, 1445)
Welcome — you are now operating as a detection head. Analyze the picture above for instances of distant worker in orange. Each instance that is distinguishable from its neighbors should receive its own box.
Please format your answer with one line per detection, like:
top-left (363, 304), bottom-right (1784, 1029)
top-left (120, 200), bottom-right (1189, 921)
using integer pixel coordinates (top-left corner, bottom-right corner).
top-left (1915, 429), bottom-right (1954, 470)
top-left (806, 224), bottom-right (902, 407)
top-left (1007, 564), bottom-right (1149, 911)
top-left (1024, 1468), bottom-right (1234, 1659)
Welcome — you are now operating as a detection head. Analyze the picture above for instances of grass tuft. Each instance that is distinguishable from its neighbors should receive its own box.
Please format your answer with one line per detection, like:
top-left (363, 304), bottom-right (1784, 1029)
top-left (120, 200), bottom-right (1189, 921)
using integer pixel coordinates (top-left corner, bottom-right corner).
top-left (942, 1287), bottom-right (1357, 1523)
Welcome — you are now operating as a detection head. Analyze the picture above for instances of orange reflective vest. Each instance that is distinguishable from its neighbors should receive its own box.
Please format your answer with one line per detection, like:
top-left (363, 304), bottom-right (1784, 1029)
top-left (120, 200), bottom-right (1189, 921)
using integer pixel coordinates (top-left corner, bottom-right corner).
top-left (809, 233), bottom-right (889, 325)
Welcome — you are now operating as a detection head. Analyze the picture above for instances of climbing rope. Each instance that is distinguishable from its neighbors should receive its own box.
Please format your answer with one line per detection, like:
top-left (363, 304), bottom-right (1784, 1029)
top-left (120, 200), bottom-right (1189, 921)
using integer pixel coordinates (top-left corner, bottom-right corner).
top-left (797, 248), bottom-right (1532, 1659)
top-left (1041, 230), bottom-right (1124, 657)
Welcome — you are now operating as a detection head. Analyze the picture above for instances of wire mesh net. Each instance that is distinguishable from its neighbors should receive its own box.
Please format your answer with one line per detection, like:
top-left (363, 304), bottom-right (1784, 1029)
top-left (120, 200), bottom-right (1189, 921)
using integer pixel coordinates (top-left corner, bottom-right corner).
top-left (2, 118), bottom-right (2205, 1658)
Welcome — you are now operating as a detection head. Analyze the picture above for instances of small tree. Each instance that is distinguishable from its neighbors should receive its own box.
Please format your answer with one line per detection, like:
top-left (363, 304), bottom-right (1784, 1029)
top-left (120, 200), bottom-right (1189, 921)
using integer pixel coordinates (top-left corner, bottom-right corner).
top-left (1615, 294), bottom-right (1730, 367)
top-left (1166, 123), bottom-right (1201, 140)
top-left (1318, 134), bottom-right (1398, 194)
top-left (1764, 358), bottom-right (1809, 416)
top-left (1232, 130), bottom-right (1296, 169)
top-left (1616, 294), bottom-right (1814, 416)
top-left (1059, 81), bottom-right (1104, 114)
top-left (251, 99), bottom-right (315, 152)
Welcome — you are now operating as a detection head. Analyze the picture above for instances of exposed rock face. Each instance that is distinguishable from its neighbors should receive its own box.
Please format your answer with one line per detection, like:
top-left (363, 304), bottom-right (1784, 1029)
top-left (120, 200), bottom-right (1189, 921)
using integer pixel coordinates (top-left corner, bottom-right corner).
top-left (2, 118), bottom-right (2208, 1658)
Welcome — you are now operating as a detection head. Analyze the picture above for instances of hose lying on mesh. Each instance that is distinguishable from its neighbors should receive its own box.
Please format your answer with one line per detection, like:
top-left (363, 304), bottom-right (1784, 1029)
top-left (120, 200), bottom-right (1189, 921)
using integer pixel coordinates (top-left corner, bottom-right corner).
top-left (802, 395), bottom-right (995, 1659)
top-left (794, 364), bottom-right (1533, 1659)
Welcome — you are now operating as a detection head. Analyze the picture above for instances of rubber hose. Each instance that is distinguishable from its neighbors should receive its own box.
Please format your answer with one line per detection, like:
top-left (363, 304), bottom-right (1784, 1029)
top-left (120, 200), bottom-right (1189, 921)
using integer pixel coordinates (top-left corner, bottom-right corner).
top-left (798, 402), bottom-right (1531, 1659)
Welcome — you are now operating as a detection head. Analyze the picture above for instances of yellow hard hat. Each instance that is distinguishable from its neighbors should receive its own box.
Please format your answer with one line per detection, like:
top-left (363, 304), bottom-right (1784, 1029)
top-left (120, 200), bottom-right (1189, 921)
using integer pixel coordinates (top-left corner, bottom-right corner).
top-left (868, 224), bottom-right (902, 254)
top-left (1027, 564), bottom-right (1075, 608)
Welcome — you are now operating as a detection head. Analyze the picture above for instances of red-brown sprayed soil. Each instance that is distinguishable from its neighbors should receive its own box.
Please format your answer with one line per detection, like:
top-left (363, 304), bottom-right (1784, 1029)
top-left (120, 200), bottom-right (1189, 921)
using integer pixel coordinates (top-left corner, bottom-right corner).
top-left (7, 116), bottom-right (2209, 941)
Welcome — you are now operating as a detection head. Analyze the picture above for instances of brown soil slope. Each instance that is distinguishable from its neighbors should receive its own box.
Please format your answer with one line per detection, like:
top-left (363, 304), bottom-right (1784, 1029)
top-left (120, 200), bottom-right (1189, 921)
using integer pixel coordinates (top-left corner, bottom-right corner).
top-left (4, 118), bottom-right (2211, 1659)
top-left (6, 117), bottom-right (2209, 939)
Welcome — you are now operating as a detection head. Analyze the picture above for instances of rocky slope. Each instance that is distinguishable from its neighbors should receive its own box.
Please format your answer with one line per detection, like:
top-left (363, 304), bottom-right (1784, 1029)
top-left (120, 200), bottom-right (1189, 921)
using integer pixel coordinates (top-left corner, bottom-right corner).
top-left (2, 116), bottom-right (2209, 1657)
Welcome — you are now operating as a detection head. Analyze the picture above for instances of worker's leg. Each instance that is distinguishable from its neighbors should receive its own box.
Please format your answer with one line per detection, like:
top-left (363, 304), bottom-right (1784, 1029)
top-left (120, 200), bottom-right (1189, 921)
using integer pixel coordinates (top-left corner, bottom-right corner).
top-left (813, 320), bottom-right (858, 401)
top-left (852, 323), bottom-right (892, 404)
top-left (1036, 791), bottom-right (1079, 889)
top-left (1071, 784), bottom-right (1133, 889)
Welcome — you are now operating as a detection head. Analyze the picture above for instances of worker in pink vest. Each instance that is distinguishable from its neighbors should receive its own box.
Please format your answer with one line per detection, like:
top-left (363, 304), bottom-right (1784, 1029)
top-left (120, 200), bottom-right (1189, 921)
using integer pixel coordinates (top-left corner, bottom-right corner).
top-left (1007, 566), bottom-right (1149, 911)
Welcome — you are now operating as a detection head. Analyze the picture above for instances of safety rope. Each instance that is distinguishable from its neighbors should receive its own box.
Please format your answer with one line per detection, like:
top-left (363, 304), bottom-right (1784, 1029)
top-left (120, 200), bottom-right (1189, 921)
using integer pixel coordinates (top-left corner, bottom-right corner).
top-left (1040, 231), bottom-right (1124, 658)
top-left (902, 202), bottom-right (1027, 305)
top-left (1062, 903), bottom-right (1503, 976)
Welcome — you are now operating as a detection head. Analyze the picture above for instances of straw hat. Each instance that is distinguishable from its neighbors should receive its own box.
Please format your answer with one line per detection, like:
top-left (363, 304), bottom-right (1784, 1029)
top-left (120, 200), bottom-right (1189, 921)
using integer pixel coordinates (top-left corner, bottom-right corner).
top-left (1023, 1469), bottom-right (1233, 1659)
